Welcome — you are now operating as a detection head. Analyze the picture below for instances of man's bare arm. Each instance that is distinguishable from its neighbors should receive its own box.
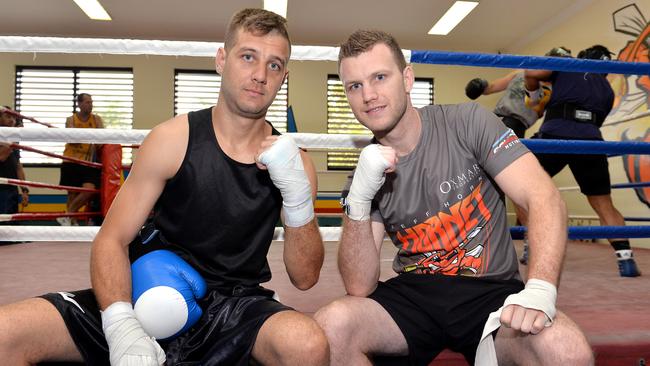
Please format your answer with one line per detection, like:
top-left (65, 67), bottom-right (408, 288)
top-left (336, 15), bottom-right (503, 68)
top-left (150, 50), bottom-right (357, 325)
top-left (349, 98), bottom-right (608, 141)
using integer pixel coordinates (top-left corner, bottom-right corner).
top-left (90, 118), bottom-right (187, 309)
top-left (483, 70), bottom-right (520, 95)
top-left (338, 217), bottom-right (385, 296)
top-left (524, 70), bottom-right (554, 91)
top-left (283, 150), bottom-right (325, 290)
top-left (494, 152), bottom-right (566, 285)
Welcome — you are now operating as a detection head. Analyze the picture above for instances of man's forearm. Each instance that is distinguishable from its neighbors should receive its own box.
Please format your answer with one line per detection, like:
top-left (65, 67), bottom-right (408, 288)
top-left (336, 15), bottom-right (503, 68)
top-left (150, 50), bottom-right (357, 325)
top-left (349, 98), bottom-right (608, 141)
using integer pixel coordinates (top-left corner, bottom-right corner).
top-left (338, 216), bottom-right (380, 296)
top-left (526, 191), bottom-right (567, 286)
top-left (90, 238), bottom-right (133, 309)
top-left (283, 218), bottom-right (324, 290)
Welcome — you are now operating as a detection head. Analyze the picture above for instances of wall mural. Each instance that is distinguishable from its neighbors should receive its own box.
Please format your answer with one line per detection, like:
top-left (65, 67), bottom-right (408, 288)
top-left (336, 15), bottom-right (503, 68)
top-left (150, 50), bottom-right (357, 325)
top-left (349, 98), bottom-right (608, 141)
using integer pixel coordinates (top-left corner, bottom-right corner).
top-left (607, 3), bottom-right (650, 208)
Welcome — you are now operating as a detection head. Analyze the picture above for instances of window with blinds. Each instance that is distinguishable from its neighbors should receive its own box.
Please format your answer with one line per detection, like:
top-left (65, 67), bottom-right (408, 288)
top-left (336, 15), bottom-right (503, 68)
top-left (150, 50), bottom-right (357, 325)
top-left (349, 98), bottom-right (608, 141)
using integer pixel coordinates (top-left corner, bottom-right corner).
top-left (14, 67), bottom-right (134, 164)
top-left (174, 70), bottom-right (288, 132)
top-left (327, 75), bottom-right (434, 170)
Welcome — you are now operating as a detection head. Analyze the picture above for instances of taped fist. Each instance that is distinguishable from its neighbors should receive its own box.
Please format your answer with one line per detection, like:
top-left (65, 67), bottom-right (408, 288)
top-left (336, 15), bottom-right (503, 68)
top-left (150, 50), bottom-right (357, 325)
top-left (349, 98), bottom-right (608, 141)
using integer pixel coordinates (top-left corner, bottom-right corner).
top-left (465, 78), bottom-right (488, 100)
top-left (257, 135), bottom-right (314, 227)
top-left (345, 144), bottom-right (396, 221)
top-left (500, 278), bottom-right (557, 335)
top-left (131, 250), bottom-right (207, 340)
top-left (102, 301), bottom-right (166, 366)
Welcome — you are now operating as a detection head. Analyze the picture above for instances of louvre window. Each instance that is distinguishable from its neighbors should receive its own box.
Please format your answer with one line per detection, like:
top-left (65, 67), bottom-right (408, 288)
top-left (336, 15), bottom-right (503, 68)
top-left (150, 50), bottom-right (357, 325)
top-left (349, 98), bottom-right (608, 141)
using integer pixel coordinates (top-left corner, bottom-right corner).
top-left (174, 70), bottom-right (288, 132)
top-left (14, 66), bottom-right (134, 164)
top-left (327, 75), bottom-right (434, 170)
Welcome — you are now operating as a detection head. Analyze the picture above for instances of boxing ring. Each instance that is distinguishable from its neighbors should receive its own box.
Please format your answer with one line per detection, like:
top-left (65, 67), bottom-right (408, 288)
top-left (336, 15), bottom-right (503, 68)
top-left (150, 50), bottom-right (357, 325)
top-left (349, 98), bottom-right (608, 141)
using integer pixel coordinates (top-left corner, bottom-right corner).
top-left (1, 44), bottom-right (650, 365)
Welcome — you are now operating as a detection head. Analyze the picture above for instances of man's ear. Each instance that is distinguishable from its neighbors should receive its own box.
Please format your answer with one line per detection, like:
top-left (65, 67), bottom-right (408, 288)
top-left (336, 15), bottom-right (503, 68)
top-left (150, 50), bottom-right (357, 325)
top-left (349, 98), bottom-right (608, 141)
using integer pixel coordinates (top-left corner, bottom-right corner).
top-left (403, 65), bottom-right (415, 93)
top-left (215, 48), bottom-right (226, 75)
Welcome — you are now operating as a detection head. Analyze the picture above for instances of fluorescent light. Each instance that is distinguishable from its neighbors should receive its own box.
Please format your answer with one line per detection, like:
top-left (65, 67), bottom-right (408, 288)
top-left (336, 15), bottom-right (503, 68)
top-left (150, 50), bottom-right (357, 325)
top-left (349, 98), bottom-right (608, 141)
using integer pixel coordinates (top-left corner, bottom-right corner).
top-left (73, 0), bottom-right (112, 21)
top-left (428, 1), bottom-right (478, 35)
top-left (264, 0), bottom-right (288, 18)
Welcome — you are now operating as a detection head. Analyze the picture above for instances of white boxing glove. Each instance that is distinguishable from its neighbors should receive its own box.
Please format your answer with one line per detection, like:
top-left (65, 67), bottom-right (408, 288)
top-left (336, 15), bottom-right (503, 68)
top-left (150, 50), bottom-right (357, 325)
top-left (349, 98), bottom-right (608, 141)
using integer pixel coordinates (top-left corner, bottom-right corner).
top-left (345, 144), bottom-right (393, 221)
top-left (503, 278), bottom-right (557, 326)
top-left (258, 135), bottom-right (314, 227)
top-left (102, 301), bottom-right (166, 366)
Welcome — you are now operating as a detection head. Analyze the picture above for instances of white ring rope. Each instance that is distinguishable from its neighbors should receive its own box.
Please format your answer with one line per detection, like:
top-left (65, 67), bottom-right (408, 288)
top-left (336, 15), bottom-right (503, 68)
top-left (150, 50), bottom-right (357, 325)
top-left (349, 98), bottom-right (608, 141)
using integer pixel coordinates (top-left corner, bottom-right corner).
top-left (0, 127), bottom-right (150, 145)
top-left (558, 186), bottom-right (581, 192)
top-left (0, 36), bottom-right (336, 61)
top-left (0, 127), bottom-right (372, 149)
top-left (2, 105), bottom-right (647, 147)
top-left (0, 36), bottom-right (412, 63)
top-left (0, 226), bottom-right (344, 242)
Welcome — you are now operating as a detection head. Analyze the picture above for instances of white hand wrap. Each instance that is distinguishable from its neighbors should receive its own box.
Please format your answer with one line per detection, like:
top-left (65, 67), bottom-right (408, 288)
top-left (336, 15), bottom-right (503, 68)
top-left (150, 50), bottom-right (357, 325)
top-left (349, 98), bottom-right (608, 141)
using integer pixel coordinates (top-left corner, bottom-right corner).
top-left (525, 87), bottom-right (543, 106)
top-left (258, 135), bottom-right (314, 227)
top-left (504, 278), bottom-right (557, 324)
top-left (102, 301), bottom-right (166, 366)
top-left (475, 279), bottom-right (557, 366)
top-left (345, 144), bottom-right (391, 221)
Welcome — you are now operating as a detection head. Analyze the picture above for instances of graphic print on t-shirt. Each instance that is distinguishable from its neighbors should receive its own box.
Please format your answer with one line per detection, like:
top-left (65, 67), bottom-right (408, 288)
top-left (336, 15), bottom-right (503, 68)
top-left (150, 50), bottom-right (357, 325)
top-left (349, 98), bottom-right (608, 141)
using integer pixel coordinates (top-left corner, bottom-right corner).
top-left (390, 182), bottom-right (492, 276)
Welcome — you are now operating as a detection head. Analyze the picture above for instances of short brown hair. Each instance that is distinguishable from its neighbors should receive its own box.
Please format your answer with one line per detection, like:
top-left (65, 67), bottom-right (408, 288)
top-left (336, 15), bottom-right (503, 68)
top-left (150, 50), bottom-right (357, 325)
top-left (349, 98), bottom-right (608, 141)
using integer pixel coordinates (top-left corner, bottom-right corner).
top-left (76, 93), bottom-right (91, 104)
top-left (338, 30), bottom-right (406, 71)
top-left (224, 8), bottom-right (291, 51)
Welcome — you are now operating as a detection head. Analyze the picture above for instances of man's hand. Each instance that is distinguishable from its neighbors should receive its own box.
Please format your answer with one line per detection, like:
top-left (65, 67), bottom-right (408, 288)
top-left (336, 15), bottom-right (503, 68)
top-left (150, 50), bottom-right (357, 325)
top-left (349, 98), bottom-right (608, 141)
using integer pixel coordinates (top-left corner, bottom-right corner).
top-left (20, 188), bottom-right (29, 208)
top-left (257, 135), bottom-right (314, 227)
top-left (345, 144), bottom-right (396, 221)
top-left (499, 279), bottom-right (557, 335)
top-left (102, 301), bottom-right (166, 366)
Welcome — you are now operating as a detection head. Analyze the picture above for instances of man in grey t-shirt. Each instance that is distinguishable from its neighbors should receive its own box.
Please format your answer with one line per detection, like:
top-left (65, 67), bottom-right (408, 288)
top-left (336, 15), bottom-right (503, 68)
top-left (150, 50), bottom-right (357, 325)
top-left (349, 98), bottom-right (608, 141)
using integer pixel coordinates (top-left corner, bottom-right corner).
top-left (315, 31), bottom-right (592, 366)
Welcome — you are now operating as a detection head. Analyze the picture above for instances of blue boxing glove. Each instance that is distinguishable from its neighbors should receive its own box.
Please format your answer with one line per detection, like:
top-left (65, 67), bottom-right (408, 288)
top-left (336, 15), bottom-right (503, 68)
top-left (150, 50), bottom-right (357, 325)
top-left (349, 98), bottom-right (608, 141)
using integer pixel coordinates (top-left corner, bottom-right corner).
top-left (131, 250), bottom-right (207, 340)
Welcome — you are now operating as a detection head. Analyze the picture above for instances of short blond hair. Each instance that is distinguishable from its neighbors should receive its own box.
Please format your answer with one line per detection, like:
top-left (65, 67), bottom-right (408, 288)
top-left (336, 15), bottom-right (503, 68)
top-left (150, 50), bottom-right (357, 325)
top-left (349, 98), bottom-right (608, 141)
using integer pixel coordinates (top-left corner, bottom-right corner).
top-left (338, 30), bottom-right (406, 71)
top-left (224, 8), bottom-right (291, 52)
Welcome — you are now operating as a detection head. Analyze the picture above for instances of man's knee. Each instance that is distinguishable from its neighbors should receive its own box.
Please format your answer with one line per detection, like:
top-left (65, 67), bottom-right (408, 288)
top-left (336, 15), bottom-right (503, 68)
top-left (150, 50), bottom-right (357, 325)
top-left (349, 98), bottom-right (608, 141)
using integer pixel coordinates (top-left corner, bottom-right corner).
top-left (259, 312), bottom-right (329, 365)
top-left (285, 322), bottom-right (329, 365)
top-left (314, 299), bottom-right (357, 342)
top-left (497, 313), bottom-right (594, 365)
top-left (543, 316), bottom-right (593, 365)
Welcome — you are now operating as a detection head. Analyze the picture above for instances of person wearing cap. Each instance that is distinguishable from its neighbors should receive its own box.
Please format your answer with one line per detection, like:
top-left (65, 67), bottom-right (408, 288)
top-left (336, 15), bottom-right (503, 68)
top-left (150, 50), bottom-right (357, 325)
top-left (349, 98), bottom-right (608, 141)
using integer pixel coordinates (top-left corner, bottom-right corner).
top-left (524, 45), bottom-right (641, 277)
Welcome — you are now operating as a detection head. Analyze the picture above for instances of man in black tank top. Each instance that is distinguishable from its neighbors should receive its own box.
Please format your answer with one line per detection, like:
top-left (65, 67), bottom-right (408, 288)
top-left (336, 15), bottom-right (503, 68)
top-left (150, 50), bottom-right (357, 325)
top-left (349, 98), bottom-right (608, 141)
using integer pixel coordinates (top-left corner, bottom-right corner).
top-left (0, 8), bottom-right (328, 366)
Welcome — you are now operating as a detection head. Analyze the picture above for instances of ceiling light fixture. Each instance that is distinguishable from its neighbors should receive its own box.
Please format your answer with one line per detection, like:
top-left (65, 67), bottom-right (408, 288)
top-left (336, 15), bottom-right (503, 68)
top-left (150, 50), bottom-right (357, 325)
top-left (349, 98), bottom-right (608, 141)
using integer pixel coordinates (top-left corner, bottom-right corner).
top-left (428, 1), bottom-right (478, 36)
top-left (264, 0), bottom-right (288, 18)
top-left (73, 0), bottom-right (112, 21)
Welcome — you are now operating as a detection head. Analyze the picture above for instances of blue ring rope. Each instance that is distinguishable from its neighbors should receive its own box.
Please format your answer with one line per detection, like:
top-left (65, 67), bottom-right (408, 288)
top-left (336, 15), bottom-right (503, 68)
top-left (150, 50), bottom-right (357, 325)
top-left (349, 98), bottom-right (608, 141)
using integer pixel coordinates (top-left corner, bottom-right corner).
top-left (510, 225), bottom-right (650, 240)
top-left (409, 50), bottom-right (650, 75)
top-left (611, 181), bottom-right (650, 189)
top-left (520, 139), bottom-right (650, 155)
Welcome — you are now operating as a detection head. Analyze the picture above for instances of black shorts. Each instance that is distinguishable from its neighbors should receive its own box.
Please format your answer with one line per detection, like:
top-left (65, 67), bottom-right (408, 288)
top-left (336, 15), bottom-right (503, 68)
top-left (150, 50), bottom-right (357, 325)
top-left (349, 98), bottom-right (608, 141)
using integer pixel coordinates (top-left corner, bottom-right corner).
top-left (533, 134), bottom-right (611, 196)
top-left (500, 115), bottom-right (527, 139)
top-left (59, 163), bottom-right (101, 188)
top-left (369, 273), bottom-right (524, 366)
top-left (40, 286), bottom-right (291, 366)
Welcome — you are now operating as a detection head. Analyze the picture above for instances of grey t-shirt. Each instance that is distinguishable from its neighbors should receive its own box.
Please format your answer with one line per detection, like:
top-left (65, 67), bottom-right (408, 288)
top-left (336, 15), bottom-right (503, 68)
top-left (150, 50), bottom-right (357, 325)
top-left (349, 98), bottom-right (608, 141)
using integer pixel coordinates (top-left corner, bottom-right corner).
top-left (344, 103), bottom-right (529, 280)
top-left (493, 72), bottom-right (539, 128)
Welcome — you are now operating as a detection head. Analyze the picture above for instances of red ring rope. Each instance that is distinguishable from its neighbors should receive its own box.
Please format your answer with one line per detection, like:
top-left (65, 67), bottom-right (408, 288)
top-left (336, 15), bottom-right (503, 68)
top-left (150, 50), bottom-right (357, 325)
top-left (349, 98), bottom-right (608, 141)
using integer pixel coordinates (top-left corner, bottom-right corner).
top-left (1, 178), bottom-right (100, 193)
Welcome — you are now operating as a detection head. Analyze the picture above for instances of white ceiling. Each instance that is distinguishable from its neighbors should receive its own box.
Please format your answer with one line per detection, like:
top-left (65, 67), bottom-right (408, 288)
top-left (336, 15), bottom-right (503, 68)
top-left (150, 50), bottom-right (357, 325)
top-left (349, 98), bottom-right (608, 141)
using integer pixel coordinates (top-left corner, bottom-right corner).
top-left (1, 0), bottom-right (594, 53)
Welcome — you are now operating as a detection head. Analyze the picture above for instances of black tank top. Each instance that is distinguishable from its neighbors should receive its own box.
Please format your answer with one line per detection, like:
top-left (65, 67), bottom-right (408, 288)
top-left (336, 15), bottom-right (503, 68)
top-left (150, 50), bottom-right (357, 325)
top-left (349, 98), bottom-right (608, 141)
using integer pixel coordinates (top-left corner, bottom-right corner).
top-left (152, 107), bottom-right (282, 289)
